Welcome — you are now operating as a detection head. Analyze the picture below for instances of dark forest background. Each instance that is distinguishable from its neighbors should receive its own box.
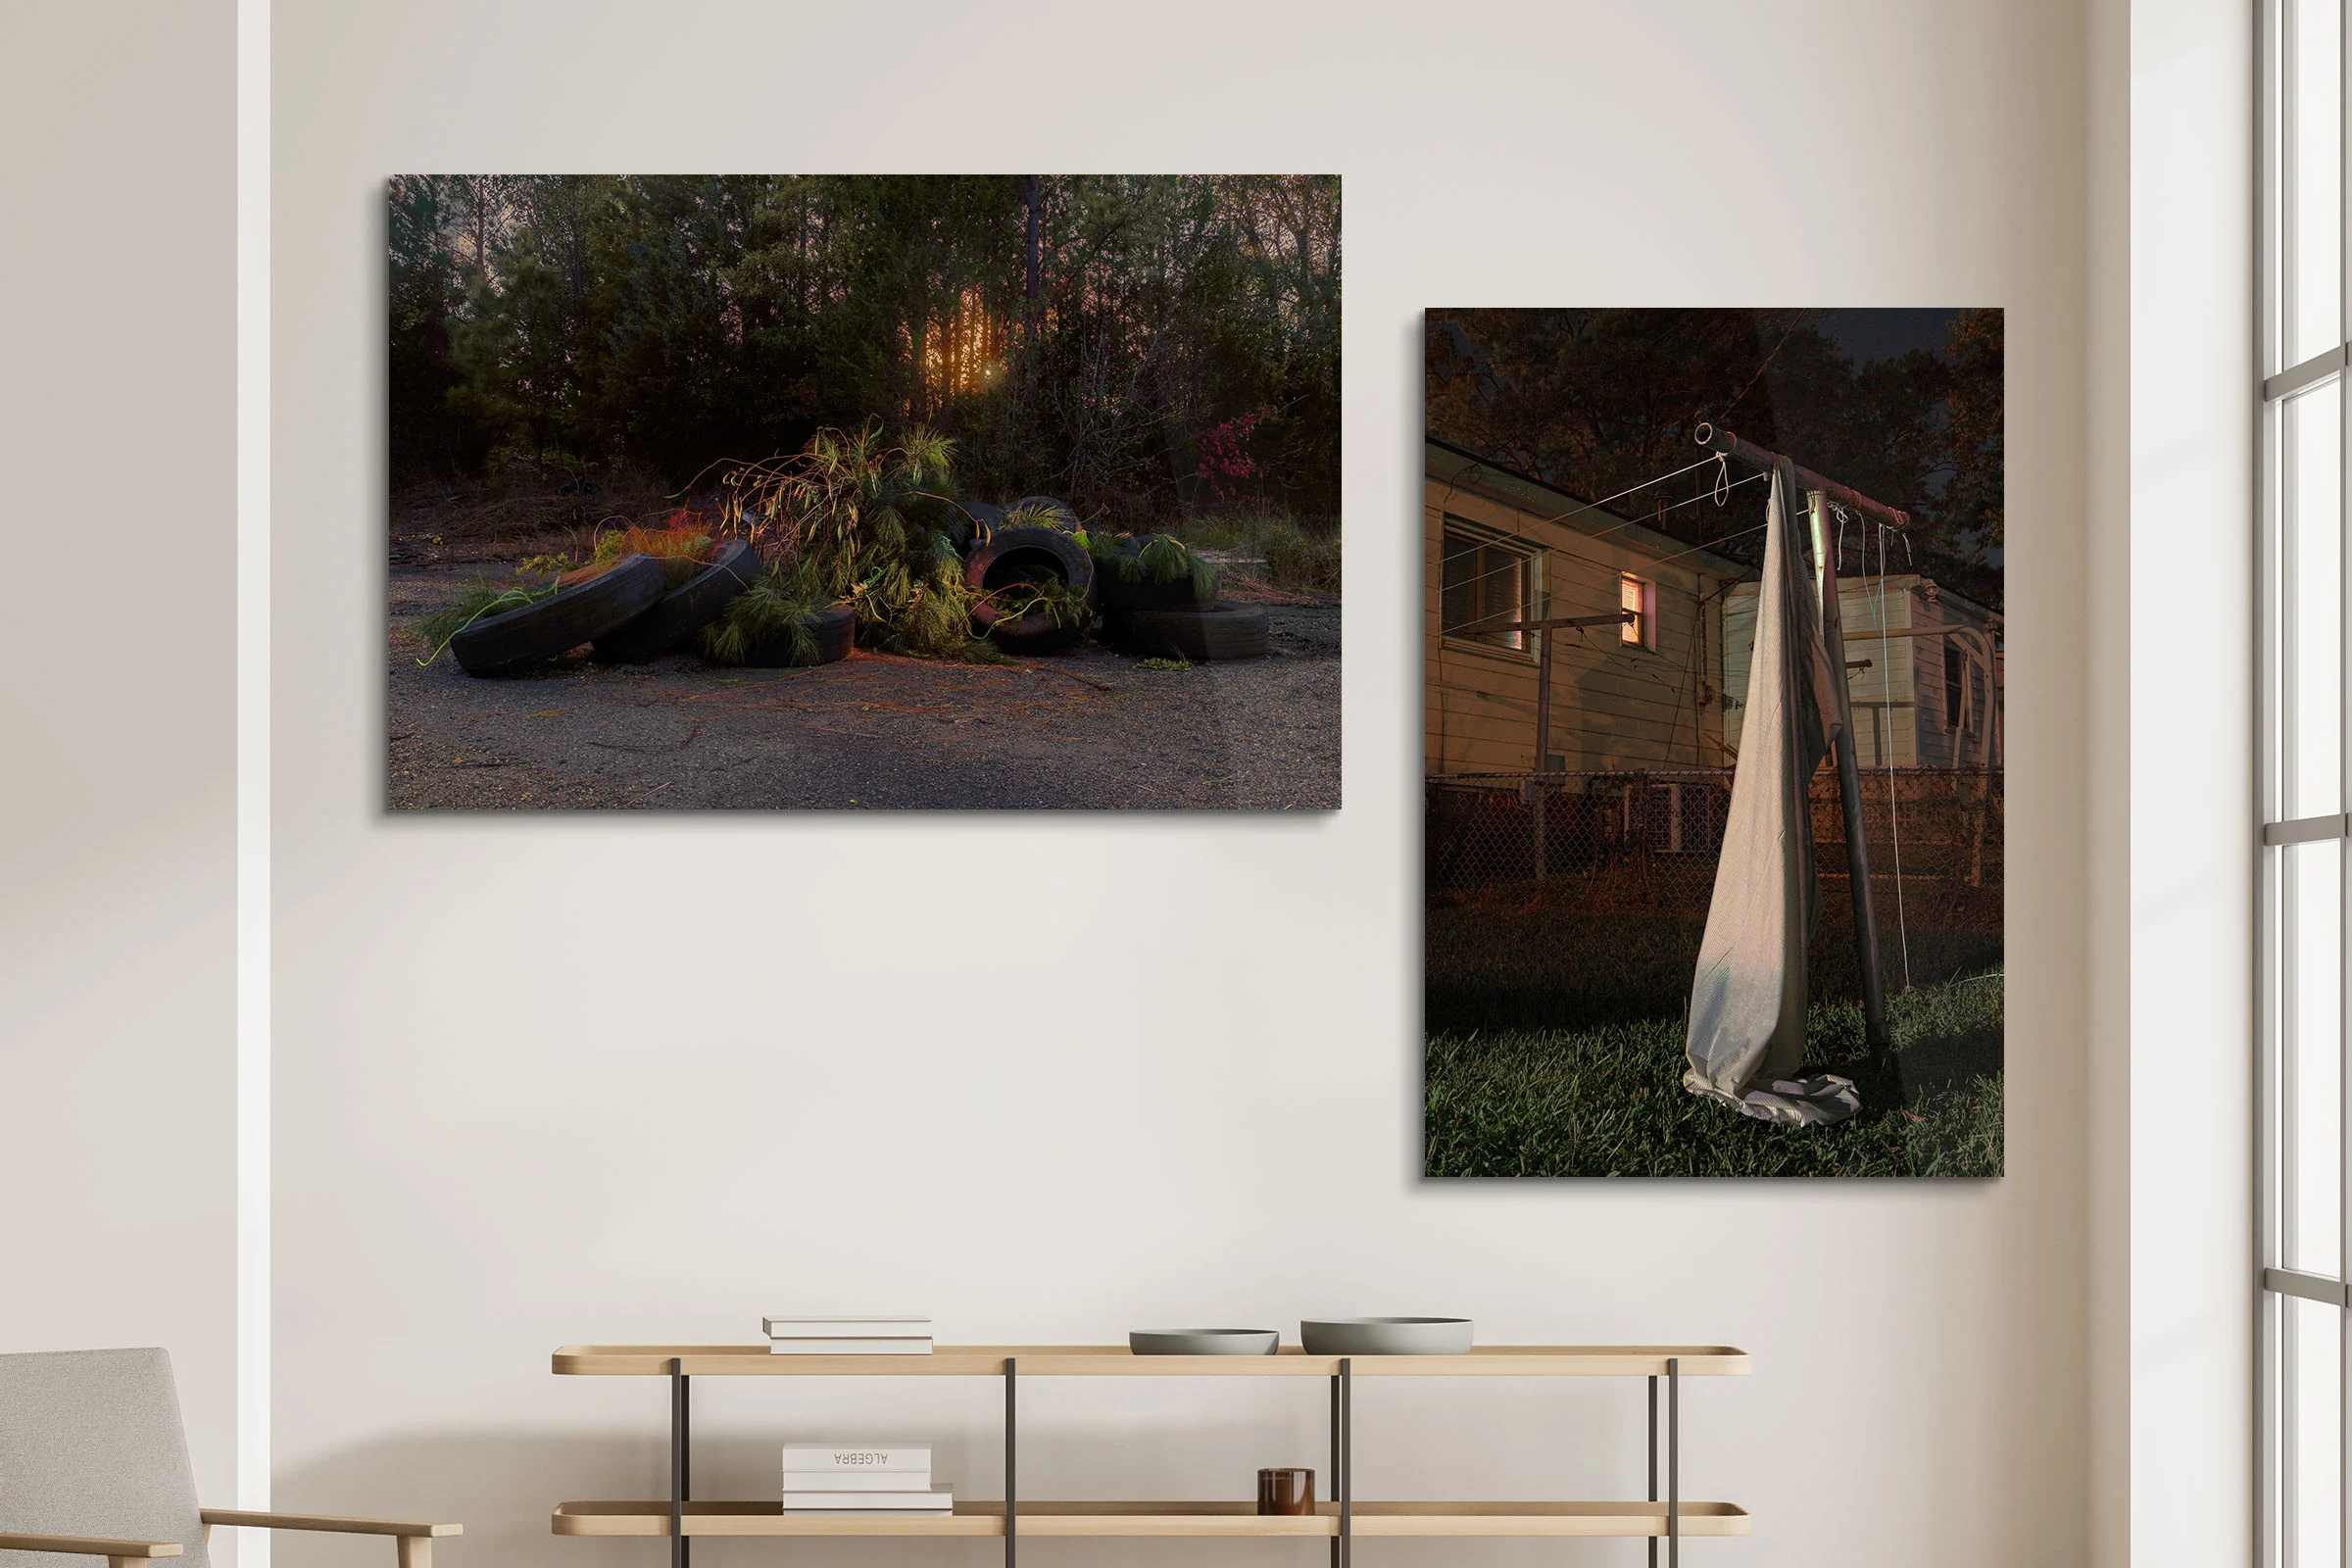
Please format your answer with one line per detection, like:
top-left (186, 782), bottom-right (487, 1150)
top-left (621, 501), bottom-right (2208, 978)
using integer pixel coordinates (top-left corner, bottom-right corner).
top-left (1426, 309), bottom-right (2003, 609)
top-left (389, 174), bottom-right (1340, 529)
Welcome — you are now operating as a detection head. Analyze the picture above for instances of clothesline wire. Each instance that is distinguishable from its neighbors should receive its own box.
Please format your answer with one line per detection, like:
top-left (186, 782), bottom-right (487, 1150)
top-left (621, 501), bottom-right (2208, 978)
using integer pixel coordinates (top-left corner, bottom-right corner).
top-left (1434, 450), bottom-right (1740, 571)
top-left (1846, 503), bottom-right (1913, 994)
top-left (1717, 319), bottom-right (1804, 426)
top-left (1439, 470), bottom-right (1773, 614)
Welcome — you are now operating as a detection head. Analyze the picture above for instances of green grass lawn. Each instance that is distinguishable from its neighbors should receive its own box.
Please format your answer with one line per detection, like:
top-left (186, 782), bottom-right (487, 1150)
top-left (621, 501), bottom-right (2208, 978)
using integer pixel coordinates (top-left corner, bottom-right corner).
top-left (1426, 901), bottom-right (2003, 1034)
top-left (1424, 971), bottom-right (2004, 1178)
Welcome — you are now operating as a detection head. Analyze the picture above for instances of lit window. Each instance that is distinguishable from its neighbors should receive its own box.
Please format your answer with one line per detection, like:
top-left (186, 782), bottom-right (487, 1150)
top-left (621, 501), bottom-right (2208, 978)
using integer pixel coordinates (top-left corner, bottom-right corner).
top-left (1442, 526), bottom-right (1534, 653)
top-left (1620, 573), bottom-right (1656, 649)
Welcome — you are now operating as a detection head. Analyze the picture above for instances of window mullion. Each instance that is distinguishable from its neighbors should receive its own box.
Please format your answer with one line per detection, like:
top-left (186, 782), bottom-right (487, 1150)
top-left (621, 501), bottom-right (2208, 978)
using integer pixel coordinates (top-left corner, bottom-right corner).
top-left (2338, 5), bottom-right (2352, 1554)
top-left (2265, 5), bottom-right (2287, 1557)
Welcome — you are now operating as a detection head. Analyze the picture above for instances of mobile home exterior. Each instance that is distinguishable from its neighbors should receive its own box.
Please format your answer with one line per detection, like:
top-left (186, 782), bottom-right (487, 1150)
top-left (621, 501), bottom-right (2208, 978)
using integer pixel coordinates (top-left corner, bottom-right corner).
top-left (1425, 439), bottom-right (1745, 776)
top-left (1723, 573), bottom-right (2003, 767)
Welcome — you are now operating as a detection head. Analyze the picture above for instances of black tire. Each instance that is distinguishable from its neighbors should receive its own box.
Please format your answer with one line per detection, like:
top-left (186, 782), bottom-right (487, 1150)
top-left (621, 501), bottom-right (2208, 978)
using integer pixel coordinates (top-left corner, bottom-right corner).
top-left (591, 539), bottom-right (761, 662)
top-left (737, 602), bottom-right (855, 667)
top-left (965, 525), bottom-right (1094, 652)
top-left (954, 499), bottom-right (1007, 549)
top-left (990, 615), bottom-right (1085, 655)
top-left (450, 555), bottom-right (666, 675)
top-left (1099, 561), bottom-right (1218, 612)
top-left (1107, 602), bottom-right (1269, 662)
top-left (1004, 494), bottom-right (1080, 532)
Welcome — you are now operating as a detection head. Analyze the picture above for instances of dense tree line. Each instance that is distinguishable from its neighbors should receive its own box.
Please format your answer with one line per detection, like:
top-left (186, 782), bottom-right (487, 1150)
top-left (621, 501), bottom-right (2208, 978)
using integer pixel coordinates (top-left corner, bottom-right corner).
top-left (1426, 309), bottom-right (2003, 609)
top-left (391, 174), bottom-right (1341, 525)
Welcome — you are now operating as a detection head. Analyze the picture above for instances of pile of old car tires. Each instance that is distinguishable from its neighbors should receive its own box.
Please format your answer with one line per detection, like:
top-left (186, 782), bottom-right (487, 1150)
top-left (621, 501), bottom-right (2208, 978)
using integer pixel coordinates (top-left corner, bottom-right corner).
top-left (956, 499), bottom-right (1270, 662)
top-left (963, 523), bottom-right (1095, 655)
top-left (1088, 531), bottom-right (1268, 662)
top-left (451, 542), bottom-right (808, 675)
top-left (450, 555), bottom-right (669, 675)
top-left (1106, 600), bottom-right (1269, 661)
top-left (443, 493), bottom-right (1268, 675)
top-left (590, 539), bottom-right (761, 663)
top-left (736, 601), bottom-right (856, 667)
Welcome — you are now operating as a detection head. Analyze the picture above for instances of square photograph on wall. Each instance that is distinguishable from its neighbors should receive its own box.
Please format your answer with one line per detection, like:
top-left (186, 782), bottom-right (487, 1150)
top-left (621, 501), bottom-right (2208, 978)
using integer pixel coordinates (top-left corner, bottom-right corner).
top-left (1423, 309), bottom-right (2003, 1177)
top-left (387, 176), bottom-right (1340, 809)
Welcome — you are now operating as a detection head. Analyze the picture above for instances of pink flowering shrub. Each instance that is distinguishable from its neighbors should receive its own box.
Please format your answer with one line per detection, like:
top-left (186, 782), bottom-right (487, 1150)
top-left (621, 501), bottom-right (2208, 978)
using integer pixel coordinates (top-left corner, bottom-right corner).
top-left (1194, 407), bottom-right (1272, 507)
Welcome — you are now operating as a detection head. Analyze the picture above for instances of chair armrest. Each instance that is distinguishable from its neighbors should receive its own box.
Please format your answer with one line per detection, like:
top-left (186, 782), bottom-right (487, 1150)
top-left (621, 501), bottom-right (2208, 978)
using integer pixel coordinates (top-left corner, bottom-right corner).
top-left (199, 1511), bottom-right (460, 1539)
top-left (0, 1531), bottom-right (181, 1558)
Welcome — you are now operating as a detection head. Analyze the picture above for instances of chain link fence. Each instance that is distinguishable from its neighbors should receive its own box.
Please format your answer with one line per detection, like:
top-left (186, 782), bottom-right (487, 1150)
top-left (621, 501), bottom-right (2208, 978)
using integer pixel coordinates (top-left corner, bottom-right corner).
top-left (1426, 767), bottom-right (2002, 934)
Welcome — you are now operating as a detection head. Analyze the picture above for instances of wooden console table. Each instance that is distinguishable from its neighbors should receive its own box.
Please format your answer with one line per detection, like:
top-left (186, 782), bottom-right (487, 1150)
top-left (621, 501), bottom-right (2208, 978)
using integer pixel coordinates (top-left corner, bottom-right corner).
top-left (549, 1344), bottom-right (1751, 1565)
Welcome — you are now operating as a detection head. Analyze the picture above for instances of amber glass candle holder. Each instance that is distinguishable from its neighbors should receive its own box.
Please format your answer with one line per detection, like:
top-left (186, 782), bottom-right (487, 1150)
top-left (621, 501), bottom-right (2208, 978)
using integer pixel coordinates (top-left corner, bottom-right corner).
top-left (1257, 1467), bottom-right (1315, 1515)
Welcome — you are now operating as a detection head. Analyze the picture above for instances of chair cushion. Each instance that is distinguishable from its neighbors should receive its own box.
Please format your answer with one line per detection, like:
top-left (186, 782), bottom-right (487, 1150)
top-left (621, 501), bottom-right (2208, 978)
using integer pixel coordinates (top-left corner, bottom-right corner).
top-left (0, 1348), bottom-right (208, 1568)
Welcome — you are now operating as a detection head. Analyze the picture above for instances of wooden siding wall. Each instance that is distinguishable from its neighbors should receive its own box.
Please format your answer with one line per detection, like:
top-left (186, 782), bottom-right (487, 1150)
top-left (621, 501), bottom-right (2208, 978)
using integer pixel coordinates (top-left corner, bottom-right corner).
top-left (1425, 480), bottom-right (1726, 775)
top-left (1723, 574), bottom-right (2001, 767)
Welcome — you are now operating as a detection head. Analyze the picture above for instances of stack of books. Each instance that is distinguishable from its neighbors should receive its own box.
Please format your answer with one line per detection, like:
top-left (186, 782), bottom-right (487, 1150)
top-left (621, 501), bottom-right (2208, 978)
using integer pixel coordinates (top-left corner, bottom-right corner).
top-left (761, 1315), bottom-right (933, 1355)
top-left (780, 1445), bottom-right (950, 1515)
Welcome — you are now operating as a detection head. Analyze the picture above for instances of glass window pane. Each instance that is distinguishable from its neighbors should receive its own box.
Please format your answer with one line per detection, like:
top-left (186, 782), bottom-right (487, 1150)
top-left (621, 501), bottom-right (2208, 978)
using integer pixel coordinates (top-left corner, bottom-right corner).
top-left (1441, 532), bottom-right (1478, 631)
top-left (2286, 837), bottom-right (2343, 1276)
top-left (2287, 1294), bottom-right (2342, 1566)
top-left (1443, 532), bottom-right (1526, 652)
top-left (2289, 0), bottom-right (2341, 366)
top-left (2285, 381), bottom-right (2341, 817)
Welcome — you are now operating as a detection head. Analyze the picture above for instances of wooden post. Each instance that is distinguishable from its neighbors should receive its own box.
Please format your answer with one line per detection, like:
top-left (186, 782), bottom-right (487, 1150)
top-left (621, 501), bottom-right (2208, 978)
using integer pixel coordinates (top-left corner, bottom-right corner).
top-left (1532, 622), bottom-right (1554, 879)
top-left (1808, 492), bottom-right (1889, 1063)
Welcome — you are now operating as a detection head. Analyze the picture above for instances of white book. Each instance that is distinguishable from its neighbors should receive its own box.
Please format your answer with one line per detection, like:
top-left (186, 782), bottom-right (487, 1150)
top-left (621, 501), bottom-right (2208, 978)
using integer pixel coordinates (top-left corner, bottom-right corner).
top-left (778, 1487), bottom-right (953, 1512)
top-left (782, 1472), bottom-right (931, 1493)
top-left (763, 1317), bottom-right (932, 1338)
top-left (768, 1338), bottom-right (933, 1355)
top-left (781, 1446), bottom-right (932, 1473)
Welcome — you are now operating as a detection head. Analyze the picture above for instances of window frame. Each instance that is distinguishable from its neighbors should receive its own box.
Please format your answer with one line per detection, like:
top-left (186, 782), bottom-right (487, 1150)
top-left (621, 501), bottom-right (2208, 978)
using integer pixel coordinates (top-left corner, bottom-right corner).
top-left (1439, 517), bottom-right (1539, 660)
top-left (2259, 0), bottom-right (2352, 1561)
top-left (1619, 571), bottom-right (1657, 652)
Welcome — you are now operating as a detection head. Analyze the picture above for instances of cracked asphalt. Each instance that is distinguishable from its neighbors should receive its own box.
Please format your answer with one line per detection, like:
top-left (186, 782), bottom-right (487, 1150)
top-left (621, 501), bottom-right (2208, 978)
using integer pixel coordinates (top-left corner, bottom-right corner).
top-left (386, 567), bottom-right (1341, 810)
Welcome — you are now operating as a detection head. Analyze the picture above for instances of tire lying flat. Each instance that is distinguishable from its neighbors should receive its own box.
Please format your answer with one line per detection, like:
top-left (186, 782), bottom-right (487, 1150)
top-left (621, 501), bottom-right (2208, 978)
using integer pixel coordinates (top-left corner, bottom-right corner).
top-left (591, 538), bottom-right (761, 662)
top-left (1090, 532), bottom-right (1217, 611)
top-left (965, 525), bottom-right (1094, 654)
top-left (1106, 601), bottom-right (1269, 662)
top-left (1099, 568), bottom-right (1218, 612)
top-left (450, 554), bottom-right (665, 675)
top-left (737, 602), bottom-right (855, 667)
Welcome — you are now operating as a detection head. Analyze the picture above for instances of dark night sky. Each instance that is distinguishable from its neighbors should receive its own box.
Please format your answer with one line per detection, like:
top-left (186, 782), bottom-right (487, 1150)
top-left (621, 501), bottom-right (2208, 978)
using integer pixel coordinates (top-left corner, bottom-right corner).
top-left (1814, 307), bottom-right (1969, 364)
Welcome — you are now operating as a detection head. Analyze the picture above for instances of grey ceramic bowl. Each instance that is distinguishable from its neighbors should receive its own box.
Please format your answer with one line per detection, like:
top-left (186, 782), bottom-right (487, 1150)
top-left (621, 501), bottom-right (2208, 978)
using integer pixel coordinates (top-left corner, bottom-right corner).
top-left (1129, 1329), bottom-right (1281, 1356)
top-left (1298, 1317), bottom-right (1474, 1355)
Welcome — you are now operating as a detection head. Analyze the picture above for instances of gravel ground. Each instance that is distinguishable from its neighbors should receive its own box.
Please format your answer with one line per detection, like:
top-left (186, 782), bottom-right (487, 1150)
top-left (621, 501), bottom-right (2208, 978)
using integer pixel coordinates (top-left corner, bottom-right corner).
top-left (387, 567), bottom-right (1340, 810)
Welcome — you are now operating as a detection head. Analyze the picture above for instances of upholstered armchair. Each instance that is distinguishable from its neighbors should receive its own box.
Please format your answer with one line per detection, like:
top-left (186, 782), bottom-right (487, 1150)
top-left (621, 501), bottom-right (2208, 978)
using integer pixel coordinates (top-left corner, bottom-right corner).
top-left (0, 1349), bottom-right (458, 1568)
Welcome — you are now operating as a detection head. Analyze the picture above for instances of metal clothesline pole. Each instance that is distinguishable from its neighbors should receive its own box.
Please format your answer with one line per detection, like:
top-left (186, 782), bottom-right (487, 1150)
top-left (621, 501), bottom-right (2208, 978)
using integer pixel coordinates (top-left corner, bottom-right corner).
top-left (1693, 422), bottom-right (1912, 531)
top-left (1695, 416), bottom-right (1914, 1056)
top-left (1808, 490), bottom-right (1891, 1064)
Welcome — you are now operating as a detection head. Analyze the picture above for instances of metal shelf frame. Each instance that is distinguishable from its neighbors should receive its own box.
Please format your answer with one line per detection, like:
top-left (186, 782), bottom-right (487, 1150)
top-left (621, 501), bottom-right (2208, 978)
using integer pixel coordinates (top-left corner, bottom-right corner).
top-left (653, 1352), bottom-right (1688, 1566)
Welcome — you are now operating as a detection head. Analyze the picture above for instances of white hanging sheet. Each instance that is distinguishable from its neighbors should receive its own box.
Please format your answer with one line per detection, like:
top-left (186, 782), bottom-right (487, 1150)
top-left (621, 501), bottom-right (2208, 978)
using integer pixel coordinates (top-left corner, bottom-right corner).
top-left (1683, 463), bottom-right (1861, 1127)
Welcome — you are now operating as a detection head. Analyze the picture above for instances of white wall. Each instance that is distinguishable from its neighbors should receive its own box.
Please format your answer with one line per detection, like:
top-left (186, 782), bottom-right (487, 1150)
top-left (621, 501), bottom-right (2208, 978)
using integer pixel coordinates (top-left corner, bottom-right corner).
top-left (269, 4), bottom-right (2093, 1566)
top-left (2093, 0), bottom-right (2260, 1562)
top-left (0, 0), bottom-right (240, 1533)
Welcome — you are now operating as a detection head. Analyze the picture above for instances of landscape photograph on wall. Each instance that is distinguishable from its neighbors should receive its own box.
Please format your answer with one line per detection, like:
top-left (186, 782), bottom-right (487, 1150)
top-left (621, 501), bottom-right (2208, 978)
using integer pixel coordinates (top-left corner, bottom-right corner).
top-left (387, 175), bottom-right (1341, 809)
top-left (1422, 308), bottom-right (2004, 1177)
